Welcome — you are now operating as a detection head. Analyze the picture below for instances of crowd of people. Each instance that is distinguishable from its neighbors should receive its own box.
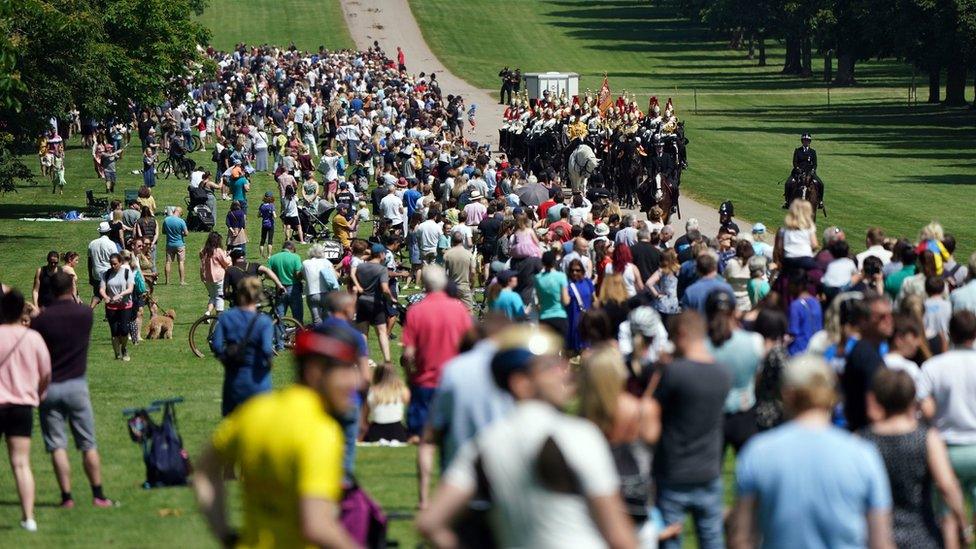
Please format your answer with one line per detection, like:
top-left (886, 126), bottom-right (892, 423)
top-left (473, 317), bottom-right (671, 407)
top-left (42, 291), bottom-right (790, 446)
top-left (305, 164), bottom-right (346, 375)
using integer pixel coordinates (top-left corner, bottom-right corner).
top-left (4, 38), bottom-right (976, 549)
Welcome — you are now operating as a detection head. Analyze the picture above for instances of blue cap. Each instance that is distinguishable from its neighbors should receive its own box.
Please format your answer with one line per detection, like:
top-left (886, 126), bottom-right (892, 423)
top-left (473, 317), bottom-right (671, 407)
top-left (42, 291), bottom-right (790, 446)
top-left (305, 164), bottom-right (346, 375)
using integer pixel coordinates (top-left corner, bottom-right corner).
top-left (370, 243), bottom-right (386, 255)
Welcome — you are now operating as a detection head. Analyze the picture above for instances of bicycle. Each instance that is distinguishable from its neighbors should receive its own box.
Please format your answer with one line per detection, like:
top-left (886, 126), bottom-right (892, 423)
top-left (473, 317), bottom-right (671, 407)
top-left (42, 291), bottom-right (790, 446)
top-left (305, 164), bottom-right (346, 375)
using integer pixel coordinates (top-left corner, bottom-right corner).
top-left (188, 287), bottom-right (303, 358)
top-left (157, 153), bottom-right (196, 180)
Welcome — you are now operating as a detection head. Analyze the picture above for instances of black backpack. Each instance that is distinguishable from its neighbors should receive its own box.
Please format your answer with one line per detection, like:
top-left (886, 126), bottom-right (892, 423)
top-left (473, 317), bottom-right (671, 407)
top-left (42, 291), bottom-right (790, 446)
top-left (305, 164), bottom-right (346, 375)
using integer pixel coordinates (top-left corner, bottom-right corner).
top-left (145, 402), bottom-right (191, 487)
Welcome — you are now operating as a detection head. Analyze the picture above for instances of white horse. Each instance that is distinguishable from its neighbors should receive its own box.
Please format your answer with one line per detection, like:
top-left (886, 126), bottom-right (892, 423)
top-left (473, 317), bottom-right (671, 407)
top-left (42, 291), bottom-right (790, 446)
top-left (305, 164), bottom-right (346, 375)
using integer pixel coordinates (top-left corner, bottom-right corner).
top-left (567, 143), bottom-right (600, 193)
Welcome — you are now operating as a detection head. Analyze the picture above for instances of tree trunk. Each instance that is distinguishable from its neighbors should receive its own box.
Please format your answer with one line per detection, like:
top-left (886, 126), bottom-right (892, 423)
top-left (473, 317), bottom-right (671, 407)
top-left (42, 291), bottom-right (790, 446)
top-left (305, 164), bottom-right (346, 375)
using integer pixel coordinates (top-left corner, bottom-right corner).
top-left (758, 34), bottom-right (766, 66)
top-left (945, 60), bottom-right (967, 106)
top-left (927, 66), bottom-right (941, 103)
top-left (801, 35), bottom-right (813, 77)
top-left (747, 33), bottom-right (755, 60)
top-left (833, 52), bottom-right (857, 86)
top-left (783, 35), bottom-right (802, 74)
top-left (823, 51), bottom-right (833, 82)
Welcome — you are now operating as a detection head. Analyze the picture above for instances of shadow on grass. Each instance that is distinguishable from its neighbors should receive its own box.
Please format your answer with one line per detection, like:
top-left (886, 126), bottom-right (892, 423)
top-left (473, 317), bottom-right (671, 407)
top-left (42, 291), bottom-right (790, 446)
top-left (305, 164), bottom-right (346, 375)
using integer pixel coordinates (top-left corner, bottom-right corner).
top-left (0, 203), bottom-right (86, 219)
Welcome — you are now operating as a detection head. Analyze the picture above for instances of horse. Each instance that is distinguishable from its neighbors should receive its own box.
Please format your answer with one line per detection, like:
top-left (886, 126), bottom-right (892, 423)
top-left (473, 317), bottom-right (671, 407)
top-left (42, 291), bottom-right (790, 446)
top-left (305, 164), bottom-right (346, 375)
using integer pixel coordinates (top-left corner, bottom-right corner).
top-left (609, 137), bottom-right (643, 209)
top-left (567, 142), bottom-right (600, 193)
top-left (637, 172), bottom-right (676, 225)
top-left (787, 170), bottom-right (825, 220)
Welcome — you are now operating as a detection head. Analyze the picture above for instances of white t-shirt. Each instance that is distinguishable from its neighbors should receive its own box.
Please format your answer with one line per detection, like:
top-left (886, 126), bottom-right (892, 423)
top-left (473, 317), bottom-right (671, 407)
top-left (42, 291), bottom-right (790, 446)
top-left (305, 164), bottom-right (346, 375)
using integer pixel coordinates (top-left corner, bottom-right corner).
top-left (604, 263), bottom-right (637, 297)
top-left (318, 155), bottom-right (341, 181)
top-left (856, 245), bottom-right (892, 267)
top-left (453, 224), bottom-right (473, 248)
top-left (380, 194), bottom-right (404, 225)
top-left (444, 401), bottom-right (618, 549)
top-left (417, 220), bottom-right (443, 254)
top-left (822, 257), bottom-right (858, 288)
top-left (282, 195), bottom-right (299, 218)
top-left (302, 257), bottom-right (337, 296)
top-left (189, 170), bottom-right (205, 188)
top-left (883, 353), bottom-right (922, 389)
top-left (782, 228), bottom-right (814, 258)
top-left (917, 349), bottom-right (976, 445)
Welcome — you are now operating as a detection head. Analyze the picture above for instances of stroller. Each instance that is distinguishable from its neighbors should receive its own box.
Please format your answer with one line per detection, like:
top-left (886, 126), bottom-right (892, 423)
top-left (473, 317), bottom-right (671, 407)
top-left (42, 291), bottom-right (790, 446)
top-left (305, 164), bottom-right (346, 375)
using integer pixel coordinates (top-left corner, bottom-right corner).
top-left (185, 186), bottom-right (215, 232)
top-left (298, 204), bottom-right (334, 242)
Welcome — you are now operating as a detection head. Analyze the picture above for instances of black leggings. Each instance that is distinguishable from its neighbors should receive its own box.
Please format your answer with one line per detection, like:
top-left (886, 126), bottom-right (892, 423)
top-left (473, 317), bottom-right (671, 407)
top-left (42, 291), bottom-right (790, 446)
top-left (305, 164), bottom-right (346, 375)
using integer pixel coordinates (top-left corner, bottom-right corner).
top-left (260, 226), bottom-right (274, 245)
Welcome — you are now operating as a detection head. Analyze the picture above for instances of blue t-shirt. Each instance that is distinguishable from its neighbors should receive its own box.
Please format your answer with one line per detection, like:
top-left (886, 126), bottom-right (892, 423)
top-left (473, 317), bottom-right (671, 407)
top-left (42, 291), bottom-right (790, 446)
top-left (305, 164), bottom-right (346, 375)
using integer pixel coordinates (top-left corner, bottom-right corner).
top-left (403, 188), bottom-right (422, 216)
top-left (259, 203), bottom-right (275, 229)
top-left (788, 296), bottom-right (823, 355)
top-left (162, 215), bottom-right (187, 248)
top-left (315, 317), bottom-right (368, 405)
top-left (230, 176), bottom-right (248, 201)
top-left (210, 308), bottom-right (275, 416)
top-left (491, 289), bottom-right (525, 320)
top-left (737, 422), bottom-right (891, 549)
top-left (680, 276), bottom-right (735, 314)
top-left (534, 270), bottom-right (568, 320)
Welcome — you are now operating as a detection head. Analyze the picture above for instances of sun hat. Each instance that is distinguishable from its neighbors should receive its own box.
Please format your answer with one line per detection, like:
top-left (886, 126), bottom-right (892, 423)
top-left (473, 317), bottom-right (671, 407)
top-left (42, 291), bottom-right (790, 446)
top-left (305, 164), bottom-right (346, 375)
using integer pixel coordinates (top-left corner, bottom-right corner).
top-left (469, 190), bottom-right (483, 200)
top-left (97, 221), bottom-right (111, 234)
top-left (594, 223), bottom-right (610, 237)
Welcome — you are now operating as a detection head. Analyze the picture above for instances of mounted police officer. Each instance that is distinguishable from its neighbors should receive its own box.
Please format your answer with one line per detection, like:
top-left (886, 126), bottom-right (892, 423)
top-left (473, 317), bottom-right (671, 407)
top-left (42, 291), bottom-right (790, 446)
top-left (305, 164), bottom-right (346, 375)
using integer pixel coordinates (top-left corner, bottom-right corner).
top-left (784, 132), bottom-right (823, 208)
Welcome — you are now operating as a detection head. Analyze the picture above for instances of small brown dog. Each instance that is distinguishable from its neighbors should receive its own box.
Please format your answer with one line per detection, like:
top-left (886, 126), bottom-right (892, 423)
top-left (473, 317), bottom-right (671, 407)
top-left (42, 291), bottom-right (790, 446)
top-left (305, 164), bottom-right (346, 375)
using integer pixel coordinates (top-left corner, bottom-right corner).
top-left (145, 309), bottom-right (176, 340)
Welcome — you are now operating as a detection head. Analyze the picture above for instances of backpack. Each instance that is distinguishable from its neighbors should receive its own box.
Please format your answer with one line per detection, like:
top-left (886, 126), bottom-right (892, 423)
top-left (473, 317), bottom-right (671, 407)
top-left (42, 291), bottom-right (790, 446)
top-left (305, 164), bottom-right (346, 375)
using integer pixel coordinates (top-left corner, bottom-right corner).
top-left (340, 479), bottom-right (388, 549)
top-left (145, 402), bottom-right (191, 487)
top-left (216, 312), bottom-right (260, 367)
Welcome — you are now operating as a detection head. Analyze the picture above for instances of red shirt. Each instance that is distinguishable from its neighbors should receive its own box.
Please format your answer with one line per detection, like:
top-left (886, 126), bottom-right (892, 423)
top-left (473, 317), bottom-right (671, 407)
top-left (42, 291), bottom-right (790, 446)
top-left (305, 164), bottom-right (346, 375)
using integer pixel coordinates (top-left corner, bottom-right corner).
top-left (548, 220), bottom-right (573, 242)
top-left (537, 199), bottom-right (557, 220)
top-left (402, 292), bottom-right (473, 388)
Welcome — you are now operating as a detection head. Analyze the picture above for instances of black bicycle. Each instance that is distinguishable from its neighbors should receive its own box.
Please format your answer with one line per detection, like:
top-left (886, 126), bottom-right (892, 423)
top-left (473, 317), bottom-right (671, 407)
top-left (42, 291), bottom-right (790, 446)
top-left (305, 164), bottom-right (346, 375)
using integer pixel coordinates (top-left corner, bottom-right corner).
top-left (157, 153), bottom-right (196, 180)
top-left (188, 287), bottom-right (302, 358)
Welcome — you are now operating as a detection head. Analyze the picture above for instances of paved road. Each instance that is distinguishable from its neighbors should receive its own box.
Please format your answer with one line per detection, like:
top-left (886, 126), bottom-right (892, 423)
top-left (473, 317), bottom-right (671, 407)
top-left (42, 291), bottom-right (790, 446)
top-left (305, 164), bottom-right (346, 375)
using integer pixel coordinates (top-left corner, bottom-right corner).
top-left (338, 0), bottom-right (745, 237)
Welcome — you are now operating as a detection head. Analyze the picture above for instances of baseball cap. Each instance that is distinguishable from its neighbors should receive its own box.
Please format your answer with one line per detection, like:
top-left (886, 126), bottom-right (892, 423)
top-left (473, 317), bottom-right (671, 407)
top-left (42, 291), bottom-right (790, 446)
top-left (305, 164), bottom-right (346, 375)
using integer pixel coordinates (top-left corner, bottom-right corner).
top-left (264, 191), bottom-right (273, 198)
top-left (752, 223), bottom-right (767, 234)
top-left (370, 242), bottom-right (386, 255)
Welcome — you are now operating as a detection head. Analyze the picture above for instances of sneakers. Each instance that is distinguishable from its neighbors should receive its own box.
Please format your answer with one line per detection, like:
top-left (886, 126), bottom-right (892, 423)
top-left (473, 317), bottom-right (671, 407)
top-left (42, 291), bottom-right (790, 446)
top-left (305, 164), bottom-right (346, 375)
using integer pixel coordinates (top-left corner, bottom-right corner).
top-left (60, 499), bottom-right (75, 509)
top-left (20, 518), bottom-right (37, 532)
top-left (121, 354), bottom-right (131, 362)
top-left (93, 497), bottom-right (116, 508)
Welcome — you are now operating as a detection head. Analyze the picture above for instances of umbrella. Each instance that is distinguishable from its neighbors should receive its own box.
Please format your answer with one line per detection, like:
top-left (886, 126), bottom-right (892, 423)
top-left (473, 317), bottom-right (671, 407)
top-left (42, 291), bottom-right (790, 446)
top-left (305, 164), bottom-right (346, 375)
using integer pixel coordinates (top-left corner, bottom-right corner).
top-left (515, 182), bottom-right (550, 207)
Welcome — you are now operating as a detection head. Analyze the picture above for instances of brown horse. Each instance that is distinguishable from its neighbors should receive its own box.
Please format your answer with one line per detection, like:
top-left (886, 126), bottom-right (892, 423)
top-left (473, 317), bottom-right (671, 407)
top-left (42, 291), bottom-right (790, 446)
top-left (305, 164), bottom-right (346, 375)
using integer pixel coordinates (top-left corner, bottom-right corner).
top-left (637, 173), bottom-right (676, 225)
top-left (788, 171), bottom-right (825, 220)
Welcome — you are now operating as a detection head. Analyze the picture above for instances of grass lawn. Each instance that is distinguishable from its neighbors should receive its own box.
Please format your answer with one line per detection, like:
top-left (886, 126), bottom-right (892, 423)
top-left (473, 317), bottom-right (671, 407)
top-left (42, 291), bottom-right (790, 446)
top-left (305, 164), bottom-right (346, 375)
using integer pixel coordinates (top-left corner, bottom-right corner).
top-left (198, 0), bottom-right (354, 51)
top-left (411, 0), bottom-right (976, 257)
top-left (0, 140), bottom-right (422, 547)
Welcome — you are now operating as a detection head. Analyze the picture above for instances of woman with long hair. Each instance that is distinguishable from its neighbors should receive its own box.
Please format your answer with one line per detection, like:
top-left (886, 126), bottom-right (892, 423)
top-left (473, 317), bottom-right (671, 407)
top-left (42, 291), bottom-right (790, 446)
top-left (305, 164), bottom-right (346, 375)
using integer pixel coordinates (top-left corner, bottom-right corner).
top-left (725, 239), bottom-right (755, 312)
top-left (509, 213), bottom-right (542, 260)
top-left (597, 273), bottom-right (630, 336)
top-left (362, 362), bottom-right (411, 444)
top-left (61, 251), bottom-right (81, 302)
top-left (646, 248), bottom-right (681, 324)
top-left (133, 206), bottom-right (159, 272)
top-left (604, 243), bottom-right (643, 298)
top-left (99, 253), bottom-right (135, 361)
top-left (200, 232), bottom-right (232, 317)
top-left (775, 199), bottom-right (818, 272)
top-left (704, 290), bottom-right (764, 454)
top-left (578, 344), bottom-right (678, 546)
top-left (566, 258), bottom-right (596, 354)
top-left (534, 250), bottom-right (570, 339)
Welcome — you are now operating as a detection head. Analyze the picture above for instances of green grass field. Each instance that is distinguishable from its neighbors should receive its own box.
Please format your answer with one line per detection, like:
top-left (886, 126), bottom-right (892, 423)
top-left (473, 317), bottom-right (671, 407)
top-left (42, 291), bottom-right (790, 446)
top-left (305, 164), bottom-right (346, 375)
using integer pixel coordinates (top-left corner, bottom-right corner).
top-left (412, 0), bottom-right (976, 256)
top-left (198, 0), bottom-right (354, 51)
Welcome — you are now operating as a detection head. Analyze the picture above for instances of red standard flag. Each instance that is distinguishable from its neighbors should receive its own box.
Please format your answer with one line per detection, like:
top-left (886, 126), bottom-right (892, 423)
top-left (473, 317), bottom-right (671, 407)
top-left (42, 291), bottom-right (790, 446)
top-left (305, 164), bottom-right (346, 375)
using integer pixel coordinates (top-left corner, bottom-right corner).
top-left (597, 75), bottom-right (613, 115)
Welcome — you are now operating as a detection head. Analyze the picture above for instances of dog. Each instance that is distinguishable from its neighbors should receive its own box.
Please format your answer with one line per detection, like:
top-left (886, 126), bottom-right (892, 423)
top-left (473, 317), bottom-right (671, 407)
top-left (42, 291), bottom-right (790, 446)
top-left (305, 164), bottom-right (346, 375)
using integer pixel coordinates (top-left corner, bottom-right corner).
top-left (145, 309), bottom-right (176, 340)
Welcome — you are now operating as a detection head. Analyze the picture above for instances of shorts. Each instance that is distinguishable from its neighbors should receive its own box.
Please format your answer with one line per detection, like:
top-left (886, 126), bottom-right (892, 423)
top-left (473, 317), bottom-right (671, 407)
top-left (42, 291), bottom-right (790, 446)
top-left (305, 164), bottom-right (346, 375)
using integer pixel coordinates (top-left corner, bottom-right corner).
top-left (105, 170), bottom-right (117, 183)
top-left (40, 378), bottom-right (97, 452)
top-left (407, 385), bottom-right (437, 436)
top-left (282, 215), bottom-right (300, 229)
top-left (356, 297), bottom-right (387, 326)
top-left (106, 307), bottom-right (134, 337)
top-left (0, 404), bottom-right (34, 438)
top-left (261, 225), bottom-right (275, 245)
top-left (166, 246), bottom-right (186, 261)
top-left (723, 408), bottom-right (758, 454)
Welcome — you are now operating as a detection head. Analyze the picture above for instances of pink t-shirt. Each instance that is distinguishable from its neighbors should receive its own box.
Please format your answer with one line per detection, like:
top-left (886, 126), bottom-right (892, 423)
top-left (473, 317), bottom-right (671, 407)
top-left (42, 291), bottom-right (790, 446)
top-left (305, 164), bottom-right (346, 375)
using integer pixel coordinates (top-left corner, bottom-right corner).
top-left (0, 325), bottom-right (52, 407)
top-left (200, 248), bottom-right (232, 283)
top-left (401, 292), bottom-right (472, 388)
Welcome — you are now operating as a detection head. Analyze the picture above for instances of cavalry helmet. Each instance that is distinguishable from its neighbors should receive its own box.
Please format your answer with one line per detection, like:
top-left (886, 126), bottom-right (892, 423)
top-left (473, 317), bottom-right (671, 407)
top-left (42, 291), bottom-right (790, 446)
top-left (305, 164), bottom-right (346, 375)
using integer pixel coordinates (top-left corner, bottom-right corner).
top-left (719, 200), bottom-right (734, 216)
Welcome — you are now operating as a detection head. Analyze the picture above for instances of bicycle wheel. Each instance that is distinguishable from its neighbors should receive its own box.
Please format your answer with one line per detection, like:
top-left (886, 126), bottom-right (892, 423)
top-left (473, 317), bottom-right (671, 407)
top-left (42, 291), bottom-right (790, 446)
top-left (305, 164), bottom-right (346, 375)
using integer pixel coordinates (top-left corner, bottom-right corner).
top-left (275, 316), bottom-right (303, 350)
top-left (158, 159), bottom-right (172, 180)
top-left (188, 313), bottom-right (218, 358)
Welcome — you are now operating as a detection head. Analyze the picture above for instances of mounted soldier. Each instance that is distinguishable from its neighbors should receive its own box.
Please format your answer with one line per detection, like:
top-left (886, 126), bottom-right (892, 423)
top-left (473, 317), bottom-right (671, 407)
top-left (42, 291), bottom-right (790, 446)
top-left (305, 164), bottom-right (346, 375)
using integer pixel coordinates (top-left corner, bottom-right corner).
top-left (646, 138), bottom-right (678, 213)
top-left (784, 133), bottom-right (824, 209)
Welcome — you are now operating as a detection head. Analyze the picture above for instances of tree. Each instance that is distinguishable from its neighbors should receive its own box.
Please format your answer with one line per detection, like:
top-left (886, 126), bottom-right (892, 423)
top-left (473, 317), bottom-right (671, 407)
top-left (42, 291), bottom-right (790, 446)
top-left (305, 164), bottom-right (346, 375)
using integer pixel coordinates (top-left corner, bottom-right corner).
top-left (0, 0), bottom-right (210, 147)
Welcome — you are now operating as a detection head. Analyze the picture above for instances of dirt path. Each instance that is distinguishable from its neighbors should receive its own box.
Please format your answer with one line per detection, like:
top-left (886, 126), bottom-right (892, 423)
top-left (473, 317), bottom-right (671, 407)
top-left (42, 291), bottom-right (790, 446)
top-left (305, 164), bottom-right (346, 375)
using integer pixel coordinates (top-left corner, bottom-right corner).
top-left (338, 0), bottom-right (741, 236)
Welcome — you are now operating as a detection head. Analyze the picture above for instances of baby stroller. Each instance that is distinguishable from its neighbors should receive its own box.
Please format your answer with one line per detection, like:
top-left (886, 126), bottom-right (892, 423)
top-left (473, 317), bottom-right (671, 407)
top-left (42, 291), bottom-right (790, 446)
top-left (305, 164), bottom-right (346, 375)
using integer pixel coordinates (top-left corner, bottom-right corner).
top-left (185, 186), bottom-right (215, 232)
top-left (299, 204), bottom-right (334, 242)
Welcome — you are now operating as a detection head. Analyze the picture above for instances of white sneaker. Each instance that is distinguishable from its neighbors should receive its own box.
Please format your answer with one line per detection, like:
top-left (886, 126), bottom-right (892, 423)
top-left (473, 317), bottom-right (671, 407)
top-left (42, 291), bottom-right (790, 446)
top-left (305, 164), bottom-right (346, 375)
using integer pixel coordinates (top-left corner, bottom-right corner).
top-left (21, 518), bottom-right (37, 532)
